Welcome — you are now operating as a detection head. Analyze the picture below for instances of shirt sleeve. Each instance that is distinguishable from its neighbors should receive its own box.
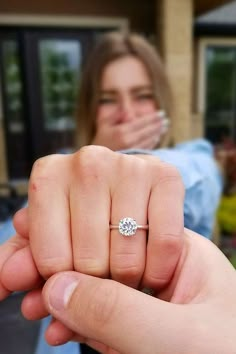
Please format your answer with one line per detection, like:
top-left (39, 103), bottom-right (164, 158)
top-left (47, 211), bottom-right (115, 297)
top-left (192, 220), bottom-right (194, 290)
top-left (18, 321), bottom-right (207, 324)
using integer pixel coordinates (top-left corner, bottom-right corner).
top-left (121, 139), bottom-right (223, 239)
top-left (0, 218), bottom-right (16, 244)
top-left (0, 200), bottom-right (28, 243)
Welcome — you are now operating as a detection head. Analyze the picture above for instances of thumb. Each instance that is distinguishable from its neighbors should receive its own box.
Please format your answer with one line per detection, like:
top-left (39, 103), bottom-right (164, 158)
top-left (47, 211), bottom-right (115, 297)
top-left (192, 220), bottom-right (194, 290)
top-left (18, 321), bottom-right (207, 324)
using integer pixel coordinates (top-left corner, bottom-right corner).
top-left (43, 272), bottom-right (190, 354)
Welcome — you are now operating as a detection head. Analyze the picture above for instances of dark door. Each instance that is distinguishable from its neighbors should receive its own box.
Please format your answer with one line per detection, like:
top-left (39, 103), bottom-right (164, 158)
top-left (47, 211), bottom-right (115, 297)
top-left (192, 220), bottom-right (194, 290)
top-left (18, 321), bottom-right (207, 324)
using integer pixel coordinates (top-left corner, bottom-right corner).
top-left (0, 31), bottom-right (30, 178)
top-left (0, 27), bottom-right (111, 179)
top-left (22, 29), bottom-right (89, 160)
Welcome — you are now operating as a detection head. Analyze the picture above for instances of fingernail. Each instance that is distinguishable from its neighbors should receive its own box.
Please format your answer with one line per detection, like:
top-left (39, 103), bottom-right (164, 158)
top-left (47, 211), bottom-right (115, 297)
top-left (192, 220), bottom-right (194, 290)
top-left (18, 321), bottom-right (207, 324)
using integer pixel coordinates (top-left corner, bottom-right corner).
top-left (162, 118), bottom-right (170, 126)
top-left (48, 274), bottom-right (79, 311)
top-left (160, 118), bottom-right (170, 134)
top-left (157, 110), bottom-right (166, 119)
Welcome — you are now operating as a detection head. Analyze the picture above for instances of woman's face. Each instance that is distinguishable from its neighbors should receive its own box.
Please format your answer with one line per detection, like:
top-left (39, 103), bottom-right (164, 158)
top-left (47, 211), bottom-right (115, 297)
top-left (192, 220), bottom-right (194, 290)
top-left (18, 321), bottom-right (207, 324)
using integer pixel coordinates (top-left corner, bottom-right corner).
top-left (96, 56), bottom-right (157, 124)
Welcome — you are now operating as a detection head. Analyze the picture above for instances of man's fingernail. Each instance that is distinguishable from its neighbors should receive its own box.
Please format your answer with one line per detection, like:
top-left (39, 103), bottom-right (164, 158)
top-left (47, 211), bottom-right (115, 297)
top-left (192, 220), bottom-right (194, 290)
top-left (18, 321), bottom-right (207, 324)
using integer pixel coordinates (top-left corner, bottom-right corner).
top-left (48, 274), bottom-right (79, 311)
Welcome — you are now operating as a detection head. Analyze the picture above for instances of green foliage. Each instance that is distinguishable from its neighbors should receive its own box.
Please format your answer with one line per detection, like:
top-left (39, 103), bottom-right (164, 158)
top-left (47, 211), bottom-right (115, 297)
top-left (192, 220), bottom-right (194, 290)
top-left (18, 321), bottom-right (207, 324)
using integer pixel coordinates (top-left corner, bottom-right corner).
top-left (217, 195), bottom-right (236, 233)
top-left (206, 48), bottom-right (236, 112)
top-left (229, 254), bottom-right (236, 268)
top-left (3, 40), bottom-right (23, 116)
top-left (40, 46), bottom-right (79, 127)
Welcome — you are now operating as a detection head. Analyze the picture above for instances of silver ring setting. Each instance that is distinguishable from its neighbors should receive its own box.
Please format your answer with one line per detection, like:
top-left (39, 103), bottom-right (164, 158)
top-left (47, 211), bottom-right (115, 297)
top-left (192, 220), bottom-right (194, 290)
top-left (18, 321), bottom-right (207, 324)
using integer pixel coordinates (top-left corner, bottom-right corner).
top-left (110, 217), bottom-right (148, 236)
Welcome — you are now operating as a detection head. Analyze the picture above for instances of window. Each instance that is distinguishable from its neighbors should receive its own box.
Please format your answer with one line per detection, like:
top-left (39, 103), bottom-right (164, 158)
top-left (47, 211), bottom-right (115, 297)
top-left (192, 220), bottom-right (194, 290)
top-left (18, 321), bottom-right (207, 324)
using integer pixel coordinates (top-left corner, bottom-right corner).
top-left (198, 39), bottom-right (236, 145)
top-left (0, 27), bottom-right (115, 178)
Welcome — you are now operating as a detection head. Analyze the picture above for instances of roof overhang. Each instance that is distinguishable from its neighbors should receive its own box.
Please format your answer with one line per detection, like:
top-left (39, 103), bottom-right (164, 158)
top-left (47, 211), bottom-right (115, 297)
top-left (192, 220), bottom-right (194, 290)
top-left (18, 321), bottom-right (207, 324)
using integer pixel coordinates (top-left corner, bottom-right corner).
top-left (194, 0), bottom-right (234, 15)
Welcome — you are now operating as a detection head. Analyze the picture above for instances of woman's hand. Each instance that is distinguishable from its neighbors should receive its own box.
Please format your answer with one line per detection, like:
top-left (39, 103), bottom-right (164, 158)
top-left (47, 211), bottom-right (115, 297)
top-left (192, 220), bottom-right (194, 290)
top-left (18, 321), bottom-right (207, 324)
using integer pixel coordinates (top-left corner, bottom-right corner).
top-left (0, 146), bottom-right (184, 346)
top-left (0, 145), bottom-right (184, 297)
top-left (92, 111), bottom-right (169, 150)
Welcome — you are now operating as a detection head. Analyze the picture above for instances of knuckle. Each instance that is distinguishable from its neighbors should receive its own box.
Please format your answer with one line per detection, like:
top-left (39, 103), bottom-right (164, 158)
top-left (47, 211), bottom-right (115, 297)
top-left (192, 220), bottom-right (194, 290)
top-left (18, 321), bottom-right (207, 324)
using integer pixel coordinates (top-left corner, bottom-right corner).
top-left (74, 257), bottom-right (108, 278)
top-left (30, 155), bottom-right (63, 190)
top-left (78, 145), bottom-right (111, 161)
top-left (145, 272), bottom-right (169, 288)
top-left (73, 145), bottom-right (111, 181)
top-left (112, 265), bottom-right (142, 283)
top-left (31, 155), bottom-right (58, 176)
top-left (145, 234), bottom-right (183, 288)
top-left (8, 235), bottom-right (28, 250)
top-left (36, 257), bottom-right (72, 279)
top-left (153, 232), bottom-right (183, 253)
top-left (111, 254), bottom-right (143, 282)
top-left (157, 163), bottom-right (181, 180)
top-left (153, 162), bottom-right (184, 189)
top-left (120, 154), bottom-right (147, 176)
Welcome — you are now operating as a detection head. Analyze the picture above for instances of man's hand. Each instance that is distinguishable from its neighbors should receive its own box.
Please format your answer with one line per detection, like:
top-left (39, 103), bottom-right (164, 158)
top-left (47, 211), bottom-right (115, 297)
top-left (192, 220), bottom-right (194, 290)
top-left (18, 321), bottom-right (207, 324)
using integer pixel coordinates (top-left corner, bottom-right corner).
top-left (40, 230), bottom-right (236, 353)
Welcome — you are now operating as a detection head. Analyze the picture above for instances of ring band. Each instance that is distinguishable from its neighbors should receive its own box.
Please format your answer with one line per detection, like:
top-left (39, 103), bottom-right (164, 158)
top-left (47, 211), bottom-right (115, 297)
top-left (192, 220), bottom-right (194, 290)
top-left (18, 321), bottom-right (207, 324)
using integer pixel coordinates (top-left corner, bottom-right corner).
top-left (110, 217), bottom-right (148, 236)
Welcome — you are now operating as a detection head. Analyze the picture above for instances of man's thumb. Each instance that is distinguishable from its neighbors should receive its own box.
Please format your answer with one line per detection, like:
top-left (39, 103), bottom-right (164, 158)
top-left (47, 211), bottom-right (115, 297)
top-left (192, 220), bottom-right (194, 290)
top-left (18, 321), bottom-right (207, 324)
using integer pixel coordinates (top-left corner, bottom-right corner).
top-left (43, 271), bottom-right (187, 354)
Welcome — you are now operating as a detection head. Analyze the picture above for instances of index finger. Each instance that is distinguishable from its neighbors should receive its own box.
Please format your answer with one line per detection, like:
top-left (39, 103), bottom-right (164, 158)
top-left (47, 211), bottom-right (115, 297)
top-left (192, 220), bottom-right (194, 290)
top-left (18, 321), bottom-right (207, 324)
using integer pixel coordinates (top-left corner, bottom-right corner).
top-left (28, 154), bottom-right (73, 279)
top-left (0, 234), bottom-right (28, 299)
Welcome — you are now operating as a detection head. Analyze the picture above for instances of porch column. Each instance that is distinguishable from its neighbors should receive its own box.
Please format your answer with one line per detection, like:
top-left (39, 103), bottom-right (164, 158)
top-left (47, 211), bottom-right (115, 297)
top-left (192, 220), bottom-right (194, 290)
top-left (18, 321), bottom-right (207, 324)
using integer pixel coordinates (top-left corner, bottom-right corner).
top-left (156, 0), bottom-right (194, 143)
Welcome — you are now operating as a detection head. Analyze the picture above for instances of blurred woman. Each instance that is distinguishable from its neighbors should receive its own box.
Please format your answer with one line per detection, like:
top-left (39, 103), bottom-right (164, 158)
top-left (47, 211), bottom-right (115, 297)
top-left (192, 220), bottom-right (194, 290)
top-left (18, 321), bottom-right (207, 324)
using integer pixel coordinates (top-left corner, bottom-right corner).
top-left (76, 31), bottom-right (172, 150)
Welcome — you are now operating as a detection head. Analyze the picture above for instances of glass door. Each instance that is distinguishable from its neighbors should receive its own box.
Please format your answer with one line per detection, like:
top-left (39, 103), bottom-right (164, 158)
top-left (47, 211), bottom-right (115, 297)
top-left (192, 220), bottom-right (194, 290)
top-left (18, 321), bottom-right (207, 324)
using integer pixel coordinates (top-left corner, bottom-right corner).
top-left (0, 32), bottom-right (30, 178)
top-left (0, 28), bottom-right (95, 178)
top-left (22, 29), bottom-right (89, 160)
top-left (0, 27), bottom-right (114, 179)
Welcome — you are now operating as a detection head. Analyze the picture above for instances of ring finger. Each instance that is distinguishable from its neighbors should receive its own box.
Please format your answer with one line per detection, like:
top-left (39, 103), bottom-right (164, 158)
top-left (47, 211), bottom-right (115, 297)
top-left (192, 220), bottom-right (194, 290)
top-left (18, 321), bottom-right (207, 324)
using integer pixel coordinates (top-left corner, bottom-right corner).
top-left (110, 155), bottom-right (150, 288)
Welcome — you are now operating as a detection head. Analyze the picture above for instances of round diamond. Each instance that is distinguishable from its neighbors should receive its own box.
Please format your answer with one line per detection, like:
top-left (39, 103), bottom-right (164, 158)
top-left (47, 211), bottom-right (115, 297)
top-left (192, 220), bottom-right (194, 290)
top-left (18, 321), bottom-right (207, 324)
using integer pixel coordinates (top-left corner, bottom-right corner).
top-left (118, 217), bottom-right (138, 236)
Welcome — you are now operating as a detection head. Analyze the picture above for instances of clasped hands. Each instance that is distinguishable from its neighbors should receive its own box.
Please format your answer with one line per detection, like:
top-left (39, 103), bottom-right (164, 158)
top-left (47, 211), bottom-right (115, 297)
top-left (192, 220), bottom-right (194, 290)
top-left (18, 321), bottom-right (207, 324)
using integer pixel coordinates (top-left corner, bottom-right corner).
top-left (0, 146), bottom-right (235, 354)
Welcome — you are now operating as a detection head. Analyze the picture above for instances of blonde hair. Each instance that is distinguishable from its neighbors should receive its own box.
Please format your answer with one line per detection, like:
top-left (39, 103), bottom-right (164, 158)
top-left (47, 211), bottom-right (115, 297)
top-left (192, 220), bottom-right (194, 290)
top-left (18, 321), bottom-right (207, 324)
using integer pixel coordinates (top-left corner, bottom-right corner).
top-left (75, 31), bottom-right (173, 148)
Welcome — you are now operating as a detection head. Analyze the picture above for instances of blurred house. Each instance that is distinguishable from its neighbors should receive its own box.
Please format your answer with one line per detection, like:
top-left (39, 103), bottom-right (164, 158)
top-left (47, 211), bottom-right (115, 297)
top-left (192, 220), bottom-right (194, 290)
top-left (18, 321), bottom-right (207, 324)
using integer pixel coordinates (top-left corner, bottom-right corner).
top-left (0, 0), bottom-right (234, 190)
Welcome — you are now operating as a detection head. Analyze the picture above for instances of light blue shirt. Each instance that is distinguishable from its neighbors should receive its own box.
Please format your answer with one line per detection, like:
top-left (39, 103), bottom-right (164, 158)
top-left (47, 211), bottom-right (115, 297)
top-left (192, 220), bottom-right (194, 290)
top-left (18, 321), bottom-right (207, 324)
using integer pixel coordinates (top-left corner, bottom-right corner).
top-left (121, 138), bottom-right (223, 238)
top-left (0, 138), bottom-right (223, 354)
